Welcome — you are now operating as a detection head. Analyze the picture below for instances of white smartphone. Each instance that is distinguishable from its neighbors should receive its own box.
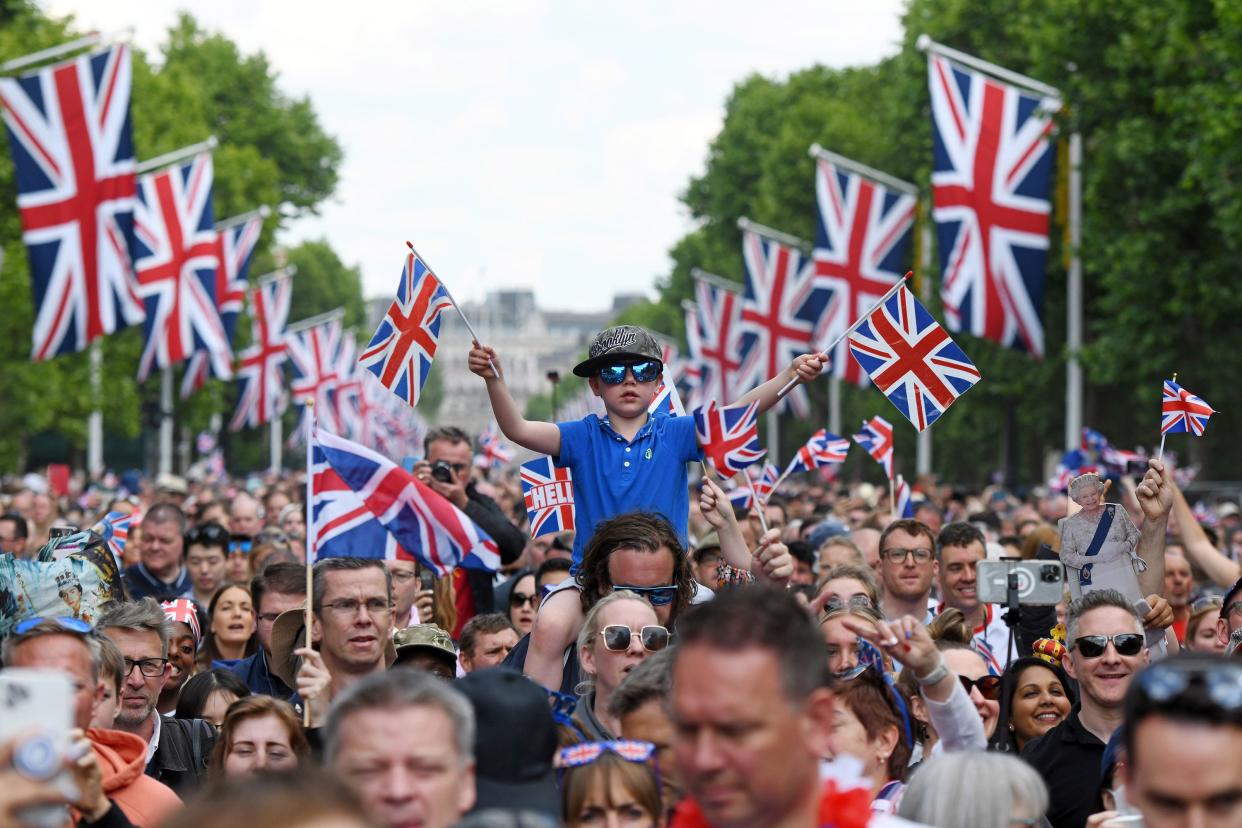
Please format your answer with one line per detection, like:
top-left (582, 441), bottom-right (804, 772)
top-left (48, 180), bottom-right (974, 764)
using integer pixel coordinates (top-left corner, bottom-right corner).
top-left (0, 668), bottom-right (75, 827)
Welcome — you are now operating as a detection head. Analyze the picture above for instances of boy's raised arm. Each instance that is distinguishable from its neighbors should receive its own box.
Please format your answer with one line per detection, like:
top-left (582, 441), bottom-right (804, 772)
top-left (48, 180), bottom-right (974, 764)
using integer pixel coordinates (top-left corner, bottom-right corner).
top-left (469, 341), bottom-right (562, 456)
top-left (728, 352), bottom-right (828, 414)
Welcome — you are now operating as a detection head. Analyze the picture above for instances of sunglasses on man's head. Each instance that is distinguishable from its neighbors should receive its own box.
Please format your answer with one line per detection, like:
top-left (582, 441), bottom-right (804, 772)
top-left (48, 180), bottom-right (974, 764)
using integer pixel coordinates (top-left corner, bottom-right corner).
top-left (614, 583), bottom-right (677, 607)
top-left (14, 616), bottom-right (93, 636)
top-left (597, 361), bottom-right (660, 385)
top-left (600, 624), bottom-right (670, 652)
top-left (1135, 658), bottom-right (1242, 711)
top-left (1073, 632), bottom-right (1144, 658)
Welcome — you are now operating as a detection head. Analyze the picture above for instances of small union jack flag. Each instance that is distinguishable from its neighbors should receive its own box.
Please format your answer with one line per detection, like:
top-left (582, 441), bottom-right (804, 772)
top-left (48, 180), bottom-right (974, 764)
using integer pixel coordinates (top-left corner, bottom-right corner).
top-left (724, 485), bottom-right (753, 511)
top-left (359, 248), bottom-right (454, 407)
top-left (894, 474), bottom-right (914, 519)
top-left (1102, 446), bottom-right (1145, 472)
top-left (477, 422), bottom-right (514, 469)
top-left (1161, 380), bottom-right (1215, 436)
top-left (853, 415), bottom-right (894, 480)
top-left (693, 400), bottom-right (764, 479)
top-left (230, 274), bottom-right (291, 431)
top-left (520, 456), bottom-right (575, 537)
top-left (1048, 449), bottom-right (1098, 492)
top-left (783, 429), bottom-right (850, 479)
top-left (848, 283), bottom-right (980, 431)
top-left (0, 43), bottom-right (145, 360)
top-left (750, 461), bottom-right (781, 501)
top-left (92, 510), bottom-right (139, 566)
top-left (133, 153), bottom-right (228, 381)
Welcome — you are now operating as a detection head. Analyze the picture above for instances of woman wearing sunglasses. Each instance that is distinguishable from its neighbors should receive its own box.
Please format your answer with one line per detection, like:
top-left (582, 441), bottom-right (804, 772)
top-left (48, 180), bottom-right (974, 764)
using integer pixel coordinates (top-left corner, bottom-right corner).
top-left (556, 740), bottom-right (663, 828)
top-left (574, 592), bottom-right (671, 741)
top-left (990, 656), bottom-right (1076, 754)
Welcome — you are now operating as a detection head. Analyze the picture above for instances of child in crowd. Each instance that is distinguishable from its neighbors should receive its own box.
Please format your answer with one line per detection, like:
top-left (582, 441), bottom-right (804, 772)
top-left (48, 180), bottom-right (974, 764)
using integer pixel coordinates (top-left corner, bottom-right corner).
top-left (468, 324), bottom-right (826, 688)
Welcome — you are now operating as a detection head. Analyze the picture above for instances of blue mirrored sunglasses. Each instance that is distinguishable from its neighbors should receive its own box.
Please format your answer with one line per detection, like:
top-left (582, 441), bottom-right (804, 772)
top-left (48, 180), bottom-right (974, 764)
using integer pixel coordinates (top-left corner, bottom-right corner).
top-left (615, 583), bottom-right (677, 607)
top-left (597, 361), bottom-right (660, 385)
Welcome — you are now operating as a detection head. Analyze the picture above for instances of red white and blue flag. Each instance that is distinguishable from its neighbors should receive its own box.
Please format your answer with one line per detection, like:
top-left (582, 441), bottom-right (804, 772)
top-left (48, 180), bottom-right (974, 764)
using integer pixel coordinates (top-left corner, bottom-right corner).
top-left (738, 227), bottom-right (830, 415)
top-left (928, 52), bottom-right (1055, 356)
top-left (313, 424), bottom-right (499, 574)
top-left (477, 421), bottom-right (514, 469)
top-left (359, 248), bottom-right (453, 407)
top-left (750, 461), bottom-right (781, 501)
top-left (693, 400), bottom-right (764, 479)
top-left (133, 153), bottom-right (227, 380)
top-left (894, 474), bottom-right (914, 519)
top-left (230, 274), bottom-right (291, 431)
top-left (691, 275), bottom-right (750, 405)
top-left (1049, 449), bottom-right (1098, 492)
top-left (812, 156), bottom-right (916, 386)
top-left (853, 415), bottom-right (894, 480)
top-left (725, 485), bottom-right (754, 511)
top-left (520, 456), bottom-right (575, 537)
top-left (783, 429), bottom-right (850, 478)
top-left (1161, 380), bottom-right (1215, 436)
top-left (0, 43), bottom-right (145, 360)
top-left (847, 283), bottom-right (980, 431)
top-left (332, 331), bottom-right (364, 442)
top-left (649, 341), bottom-right (688, 417)
top-left (288, 316), bottom-right (344, 438)
top-left (181, 212), bottom-right (263, 397)
top-left (92, 510), bottom-right (139, 566)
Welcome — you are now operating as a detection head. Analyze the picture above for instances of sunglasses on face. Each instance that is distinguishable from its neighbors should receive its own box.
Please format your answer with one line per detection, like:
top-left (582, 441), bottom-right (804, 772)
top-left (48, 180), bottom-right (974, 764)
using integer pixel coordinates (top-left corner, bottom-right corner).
top-left (600, 624), bottom-right (670, 652)
top-left (555, 739), bottom-right (657, 769)
top-left (959, 674), bottom-right (1003, 701)
top-left (614, 583), bottom-right (677, 607)
top-left (510, 592), bottom-right (537, 608)
top-left (597, 361), bottom-right (660, 385)
top-left (1073, 633), bottom-right (1145, 658)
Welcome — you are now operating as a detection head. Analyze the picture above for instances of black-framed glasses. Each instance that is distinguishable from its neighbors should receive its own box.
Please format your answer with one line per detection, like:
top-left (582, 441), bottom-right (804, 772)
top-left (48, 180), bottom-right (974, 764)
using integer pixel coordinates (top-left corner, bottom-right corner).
top-left (14, 616), bottom-right (93, 636)
top-left (880, 547), bottom-right (934, 564)
top-left (959, 674), bottom-right (1003, 701)
top-left (600, 625), bottom-right (670, 652)
top-left (1135, 658), bottom-right (1242, 711)
top-left (597, 361), bottom-right (660, 385)
top-left (122, 657), bottom-right (169, 678)
top-left (510, 591), bottom-right (537, 608)
top-left (615, 583), bottom-right (677, 607)
top-left (1073, 633), bottom-right (1144, 658)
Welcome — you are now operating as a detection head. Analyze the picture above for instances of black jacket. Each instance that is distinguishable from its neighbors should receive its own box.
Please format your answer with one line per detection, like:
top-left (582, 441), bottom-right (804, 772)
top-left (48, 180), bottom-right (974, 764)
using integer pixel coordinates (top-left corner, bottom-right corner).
top-left (461, 483), bottom-right (526, 614)
top-left (1021, 706), bottom-right (1106, 828)
top-left (145, 716), bottom-right (215, 799)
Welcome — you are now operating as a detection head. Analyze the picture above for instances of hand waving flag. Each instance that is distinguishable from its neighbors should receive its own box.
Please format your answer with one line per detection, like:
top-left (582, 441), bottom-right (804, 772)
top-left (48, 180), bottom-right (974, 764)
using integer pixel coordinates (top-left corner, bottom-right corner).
top-left (783, 429), bottom-right (850, 479)
top-left (693, 401), bottom-right (764, 479)
top-left (1161, 380), bottom-right (1215, 436)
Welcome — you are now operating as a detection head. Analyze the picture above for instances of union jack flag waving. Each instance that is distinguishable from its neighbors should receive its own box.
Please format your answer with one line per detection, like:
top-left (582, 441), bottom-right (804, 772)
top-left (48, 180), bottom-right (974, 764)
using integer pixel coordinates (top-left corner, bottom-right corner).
top-left (0, 43), bottom-right (144, 360)
top-left (783, 429), bottom-right (850, 479)
top-left (288, 316), bottom-right (344, 437)
top-left (812, 155), bottom-right (916, 386)
top-left (894, 474), bottom-right (914, 519)
top-left (848, 283), bottom-right (980, 431)
top-left (854, 415), bottom-right (894, 480)
top-left (693, 400), bottom-right (764, 479)
top-left (1161, 380), bottom-right (1215, 436)
top-left (477, 422), bottom-right (514, 469)
top-left (691, 275), bottom-right (750, 405)
top-left (92, 509), bottom-right (139, 566)
top-left (520, 456), bottom-right (575, 537)
top-left (359, 248), bottom-right (454, 407)
top-left (230, 274), bottom-right (291, 431)
top-left (181, 212), bottom-right (263, 397)
top-left (750, 461), bottom-right (781, 501)
top-left (928, 52), bottom-right (1056, 356)
top-left (738, 226), bottom-right (830, 415)
top-left (133, 153), bottom-right (227, 380)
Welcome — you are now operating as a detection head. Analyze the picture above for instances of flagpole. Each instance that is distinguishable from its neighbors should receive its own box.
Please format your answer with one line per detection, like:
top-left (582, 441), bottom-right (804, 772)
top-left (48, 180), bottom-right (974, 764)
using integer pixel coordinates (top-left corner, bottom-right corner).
top-left (159, 366), bottom-right (174, 475)
top-left (768, 465), bottom-right (794, 498)
top-left (744, 472), bottom-right (770, 535)
top-left (890, 476), bottom-right (897, 521)
top-left (828, 375), bottom-right (841, 435)
top-left (1065, 132), bottom-right (1084, 451)
top-left (916, 208), bottom-right (934, 475)
top-left (777, 272), bottom-right (912, 398)
top-left (214, 204), bottom-right (271, 230)
top-left (916, 35), bottom-right (1063, 101)
top-left (303, 398), bottom-right (315, 728)
top-left (286, 307), bottom-right (346, 335)
top-left (404, 241), bottom-right (499, 377)
top-left (0, 29), bottom-right (133, 73)
top-left (808, 144), bottom-right (920, 196)
top-left (736, 216), bottom-right (814, 253)
top-left (690, 268), bottom-right (741, 294)
top-left (135, 136), bottom-right (218, 175)
top-left (1157, 373), bottom-right (1176, 462)
top-left (87, 341), bottom-right (104, 479)
top-left (765, 413), bottom-right (779, 479)
top-left (271, 416), bottom-right (282, 475)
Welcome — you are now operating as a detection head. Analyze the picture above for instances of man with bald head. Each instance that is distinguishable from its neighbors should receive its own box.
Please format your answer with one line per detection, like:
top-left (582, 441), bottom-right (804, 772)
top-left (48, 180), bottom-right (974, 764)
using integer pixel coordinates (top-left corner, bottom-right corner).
top-left (229, 492), bottom-right (264, 539)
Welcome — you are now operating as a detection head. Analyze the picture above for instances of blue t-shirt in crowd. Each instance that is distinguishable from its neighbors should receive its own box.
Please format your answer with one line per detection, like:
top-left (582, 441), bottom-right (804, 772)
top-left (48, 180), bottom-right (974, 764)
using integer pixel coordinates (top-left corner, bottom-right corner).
top-left (555, 411), bottom-right (702, 566)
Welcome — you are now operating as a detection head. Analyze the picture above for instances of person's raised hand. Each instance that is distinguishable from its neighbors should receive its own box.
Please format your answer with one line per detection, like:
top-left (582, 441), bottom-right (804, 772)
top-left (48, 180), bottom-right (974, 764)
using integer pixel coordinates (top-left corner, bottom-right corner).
top-left (753, 529), bottom-right (793, 585)
top-left (698, 476), bottom-right (737, 531)
top-left (841, 614), bottom-right (940, 678)
top-left (1135, 458), bottom-right (1173, 523)
top-left (790, 352), bottom-right (829, 384)
top-left (427, 470), bottom-right (469, 510)
top-left (468, 341), bottom-right (503, 380)
top-left (413, 588), bottom-right (435, 624)
top-left (66, 729), bottom-right (110, 823)
top-left (1142, 594), bottom-right (1174, 629)
top-left (0, 734), bottom-right (70, 826)
top-left (294, 647), bottom-right (333, 728)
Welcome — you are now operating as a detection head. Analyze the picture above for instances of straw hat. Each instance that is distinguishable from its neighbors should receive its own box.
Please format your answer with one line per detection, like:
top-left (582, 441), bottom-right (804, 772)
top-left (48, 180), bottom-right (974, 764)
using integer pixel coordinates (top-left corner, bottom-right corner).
top-left (268, 607), bottom-right (397, 687)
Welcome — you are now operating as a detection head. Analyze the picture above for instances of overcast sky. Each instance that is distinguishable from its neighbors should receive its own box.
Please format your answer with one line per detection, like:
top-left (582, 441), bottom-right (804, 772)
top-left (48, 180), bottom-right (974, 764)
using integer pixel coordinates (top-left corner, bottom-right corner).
top-left (45, 1), bottom-right (905, 312)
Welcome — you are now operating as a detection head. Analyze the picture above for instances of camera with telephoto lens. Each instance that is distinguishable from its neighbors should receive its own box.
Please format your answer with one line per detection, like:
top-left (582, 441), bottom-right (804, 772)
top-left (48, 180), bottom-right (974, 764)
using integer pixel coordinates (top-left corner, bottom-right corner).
top-left (430, 460), bottom-right (456, 484)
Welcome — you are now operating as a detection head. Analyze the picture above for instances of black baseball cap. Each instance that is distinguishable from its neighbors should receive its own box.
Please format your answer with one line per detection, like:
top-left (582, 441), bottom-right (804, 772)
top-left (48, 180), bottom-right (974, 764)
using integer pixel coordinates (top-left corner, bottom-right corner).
top-left (572, 325), bottom-right (663, 377)
top-left (1222, 576), bottom-right (1242, 620)
top-left (456, 668), bottom-right (559, 818)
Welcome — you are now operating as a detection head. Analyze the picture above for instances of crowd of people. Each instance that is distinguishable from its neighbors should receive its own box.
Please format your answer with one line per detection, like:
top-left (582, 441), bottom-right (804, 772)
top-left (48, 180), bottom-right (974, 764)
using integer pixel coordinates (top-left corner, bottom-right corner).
top-left (1, 324), bottom-right (1241, 828)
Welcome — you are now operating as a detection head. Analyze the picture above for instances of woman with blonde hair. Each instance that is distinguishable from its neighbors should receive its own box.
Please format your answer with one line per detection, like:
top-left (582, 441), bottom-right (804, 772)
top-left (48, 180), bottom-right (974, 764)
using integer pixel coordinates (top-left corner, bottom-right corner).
top-left (557, 741), bottom-right (663, 828)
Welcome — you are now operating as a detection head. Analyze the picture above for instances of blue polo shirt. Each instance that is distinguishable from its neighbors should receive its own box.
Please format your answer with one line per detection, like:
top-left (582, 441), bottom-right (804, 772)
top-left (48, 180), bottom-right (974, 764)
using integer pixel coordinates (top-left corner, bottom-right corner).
top-left (555, 411), bottom-right (702, 566)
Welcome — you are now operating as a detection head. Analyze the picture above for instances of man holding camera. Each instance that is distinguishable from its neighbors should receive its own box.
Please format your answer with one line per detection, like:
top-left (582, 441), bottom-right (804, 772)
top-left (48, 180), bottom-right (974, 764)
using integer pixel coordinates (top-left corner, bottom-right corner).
top-left (415, 427), bottom-right (525, 628)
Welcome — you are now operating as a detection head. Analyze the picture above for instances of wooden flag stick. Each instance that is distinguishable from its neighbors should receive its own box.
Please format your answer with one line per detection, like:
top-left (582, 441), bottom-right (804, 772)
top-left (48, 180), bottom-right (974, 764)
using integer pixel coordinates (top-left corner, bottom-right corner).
top-left (1157, 372), bottom-right (1177, 462)
top-left (303, 397), bottom-right (315, 727)
top-left (777, 271), bottom-right (912, 399)
top-left (745, 472), bottom-right (770, 535)
top-left (405, 241), bottom-right (499, 378)
top-left (890, 476), bottom-right (897, 521)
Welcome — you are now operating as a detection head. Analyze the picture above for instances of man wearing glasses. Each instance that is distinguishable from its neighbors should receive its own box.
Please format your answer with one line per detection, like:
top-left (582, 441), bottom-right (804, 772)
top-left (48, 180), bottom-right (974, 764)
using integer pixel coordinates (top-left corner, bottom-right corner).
top-left (1022, 588), bottom-right (1150, 828)
top-left (876, 519), bottom-right (940, 624)
top-left (98, 598), bottom-right (216, 797)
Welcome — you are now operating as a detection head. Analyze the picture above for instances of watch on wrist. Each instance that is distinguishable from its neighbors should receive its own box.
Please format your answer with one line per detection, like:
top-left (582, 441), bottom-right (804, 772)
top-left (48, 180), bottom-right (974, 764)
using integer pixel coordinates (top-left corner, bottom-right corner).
top-left (915, 658), bottom-right (950, 687)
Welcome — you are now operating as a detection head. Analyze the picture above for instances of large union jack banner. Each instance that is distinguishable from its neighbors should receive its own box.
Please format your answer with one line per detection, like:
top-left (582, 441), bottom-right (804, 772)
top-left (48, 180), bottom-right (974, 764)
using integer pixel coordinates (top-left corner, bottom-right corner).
top-left (359, 248), bottom-right (453, 407)
top-left (690, 274), bottom-right (750, 406)
top-left (693, 400), bottom-right (764, 479)
top-left (314, 424), bottom-right (499, 574)
top-left (288, 316), bottom-right (344, 437)
top-left (1161, 380), bottom-right (1215, 436)
top-left (812, 156), bottom-right (916, 386)
top-left (230, 274), bottom-right (291, 431)
top-left (738, 226), bottom-right (830, 416)
top-left (854, 415), bottom-right (895, 480)
top-left (0, 43), bottom-right (144, 360)
top-left (520, 456), bottom-right (575, 537)
top-left (848, 283), bottom-right (980, 431)
top-left (928, 53), bottom-right (1055, 356)
top-left (784, 429), bottom-right (850, 479)
top-left (181, 213), bottom-right (263, 397)
top-left (133, 153), bottom-right (227, 380)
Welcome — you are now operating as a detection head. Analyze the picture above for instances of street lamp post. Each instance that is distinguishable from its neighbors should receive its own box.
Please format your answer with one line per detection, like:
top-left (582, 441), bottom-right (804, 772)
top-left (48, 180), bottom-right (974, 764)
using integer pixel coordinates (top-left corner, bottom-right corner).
top-left (547, 370), bottom-right (560, 421)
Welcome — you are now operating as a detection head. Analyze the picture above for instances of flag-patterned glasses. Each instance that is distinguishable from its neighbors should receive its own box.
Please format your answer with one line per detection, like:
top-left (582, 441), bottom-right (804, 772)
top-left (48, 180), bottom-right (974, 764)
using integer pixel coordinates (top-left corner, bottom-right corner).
top-left (554, 740), bottom-right (657, 770)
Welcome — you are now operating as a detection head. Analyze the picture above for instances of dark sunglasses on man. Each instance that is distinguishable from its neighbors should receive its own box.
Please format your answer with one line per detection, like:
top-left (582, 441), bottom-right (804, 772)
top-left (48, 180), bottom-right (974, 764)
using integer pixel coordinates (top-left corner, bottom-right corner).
top-left (1072, 632), bottom-right (1145, 658)
top-left (615, 583), bottom-right (677, 607)
top-left (599, 624), bottom-right (670, 653)
top-left (597, 360), bottom-right (661, 385)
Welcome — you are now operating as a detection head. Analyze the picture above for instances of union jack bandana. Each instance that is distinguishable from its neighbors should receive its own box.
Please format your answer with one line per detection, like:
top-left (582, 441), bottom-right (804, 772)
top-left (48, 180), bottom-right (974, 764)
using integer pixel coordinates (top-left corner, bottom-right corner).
top-left (555, 739), bottom-right (656, 769)
top-left (161, 598), bottom-right (201, 644)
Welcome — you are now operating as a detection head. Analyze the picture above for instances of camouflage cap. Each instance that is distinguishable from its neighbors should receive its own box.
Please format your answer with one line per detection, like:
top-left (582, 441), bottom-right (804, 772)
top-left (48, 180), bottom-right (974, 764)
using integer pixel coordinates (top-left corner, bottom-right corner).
top-left (572, 325), bottom-right (663, 377)
top-left (392, 623), bottom-right (457, 659)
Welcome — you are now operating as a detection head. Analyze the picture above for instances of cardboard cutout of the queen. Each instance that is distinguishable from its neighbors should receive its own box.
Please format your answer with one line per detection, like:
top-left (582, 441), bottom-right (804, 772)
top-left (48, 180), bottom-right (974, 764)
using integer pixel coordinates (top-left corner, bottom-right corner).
top-left (1058, 472), bottom-right (1146, 605)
